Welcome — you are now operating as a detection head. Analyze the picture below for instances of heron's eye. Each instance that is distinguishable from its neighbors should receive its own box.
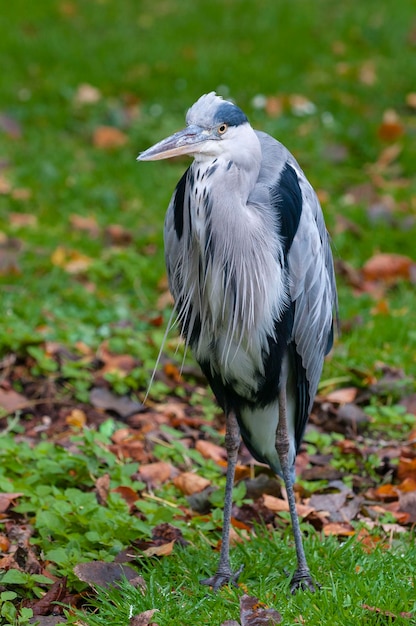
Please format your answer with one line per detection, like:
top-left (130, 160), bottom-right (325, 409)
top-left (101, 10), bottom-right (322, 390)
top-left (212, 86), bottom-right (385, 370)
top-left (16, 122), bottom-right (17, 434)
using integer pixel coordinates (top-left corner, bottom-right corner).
top-left (218, 123), bottom-right (228, 135)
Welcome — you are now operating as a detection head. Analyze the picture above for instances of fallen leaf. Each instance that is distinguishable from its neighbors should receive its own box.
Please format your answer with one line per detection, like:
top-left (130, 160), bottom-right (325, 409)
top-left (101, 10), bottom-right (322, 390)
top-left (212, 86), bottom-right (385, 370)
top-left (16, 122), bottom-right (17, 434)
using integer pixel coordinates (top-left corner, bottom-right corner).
top-left (195, 439), bottom-right (227, 463)
top-left (104, 224), bottom-right (133, 246)
top-left (0, 534), bottom-right (10, 551)
top-left (93, 126), bottom-right (128, 149)
top-left (406, 92), bottom-right (416, 109)
top-left (90, 387), bottom-right (143, 418)
top-left (0, 493), bottom-right (24, 513)
top-left (50, 246), bottom-right (92, 274)
top-left (373, 484), bottom-right (398, 502)
top-left (173, 471), bottom-right (211, 495)
top-left (325, 387), bottom-right (358, 404)
top-left (112, 486), bottom-right (139, 510)
top-left (0, 388), bottom-right (30, 413)
top-left (69, 214), bottom-right (101, 237)
top-left (140, 540), bottom-right (175, 557)
top-left (130, 610), bottom-right (159, 626)
top-left (240, 594), bottom-right (282, 625)
top-left (65, 408), bottom-right (87, 428)
top-left (398, 457), bottom-right (416, 482)
top-left (74, 561), bottom-right (140, 588)
top-left (137, 461), bottom-right (174, 486)
top-left (95, 474), bottom-right (110, 505)
top-left (29, 578), bottom-right (68, 616)
top-left (9, 212), bottom-right (37, 227)
top-left (378, 109), bottom-right (404, 141)
top-left (0, 113), bottom-right (22, 138)
top-left (74, 83), bottom-right (102, 106)
top-left (362, 253), bottom-right (415, 283)
top-left (322, 522), bottom-right (355, 536)
top-left (262, 494), bottom-right (314, 518)
top-left (362, 604), bottom-right (413, 620)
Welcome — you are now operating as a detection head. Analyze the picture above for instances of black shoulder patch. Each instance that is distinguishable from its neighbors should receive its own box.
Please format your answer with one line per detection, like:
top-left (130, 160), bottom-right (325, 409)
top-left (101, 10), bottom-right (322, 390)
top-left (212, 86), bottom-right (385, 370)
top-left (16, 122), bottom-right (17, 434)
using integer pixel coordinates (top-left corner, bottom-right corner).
top-left (173, 167), bottom-right (189, 240)
top-left (273, 164), bottom-right (303, 255)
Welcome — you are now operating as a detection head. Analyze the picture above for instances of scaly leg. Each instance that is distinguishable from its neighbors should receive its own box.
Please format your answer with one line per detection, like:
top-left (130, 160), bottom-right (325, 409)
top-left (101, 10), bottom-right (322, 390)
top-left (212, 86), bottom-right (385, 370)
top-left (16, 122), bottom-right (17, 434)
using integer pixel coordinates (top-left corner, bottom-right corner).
top-left (200, 410), bottom-right (244, 589)
top-left (276, 383), bottom-right (317, 594)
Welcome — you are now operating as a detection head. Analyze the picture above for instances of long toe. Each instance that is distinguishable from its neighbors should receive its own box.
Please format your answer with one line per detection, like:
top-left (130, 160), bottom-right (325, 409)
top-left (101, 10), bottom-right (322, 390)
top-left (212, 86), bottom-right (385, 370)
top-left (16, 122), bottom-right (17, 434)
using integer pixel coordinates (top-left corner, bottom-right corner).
top-left (290, 569), bottom-right (319, 594)
top-left (200, 564), bottom-right (244, 590)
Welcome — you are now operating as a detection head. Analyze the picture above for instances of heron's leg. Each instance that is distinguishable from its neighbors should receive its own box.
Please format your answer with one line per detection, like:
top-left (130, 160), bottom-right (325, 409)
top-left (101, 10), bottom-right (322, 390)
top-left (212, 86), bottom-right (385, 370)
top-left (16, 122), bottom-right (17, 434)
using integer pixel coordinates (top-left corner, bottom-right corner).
top-left (276, 385), bottom-right (317, 594)
top-left (200, 410), bottom-right (244, 590)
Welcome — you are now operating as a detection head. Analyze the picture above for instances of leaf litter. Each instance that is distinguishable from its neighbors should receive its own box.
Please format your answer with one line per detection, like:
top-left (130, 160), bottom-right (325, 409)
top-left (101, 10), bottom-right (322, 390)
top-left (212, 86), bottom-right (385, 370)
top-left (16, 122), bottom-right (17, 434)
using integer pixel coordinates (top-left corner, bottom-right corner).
top-left (0, 337), bottom-right (415, 621)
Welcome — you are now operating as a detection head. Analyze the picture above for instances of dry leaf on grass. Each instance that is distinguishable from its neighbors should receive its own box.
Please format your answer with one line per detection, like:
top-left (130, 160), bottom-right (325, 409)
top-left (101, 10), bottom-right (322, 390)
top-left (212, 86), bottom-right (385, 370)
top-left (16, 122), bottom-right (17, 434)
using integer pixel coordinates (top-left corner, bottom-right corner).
top-left (74, 561), bottom-right (142, 589)
top-left (240, 594), bottom-right (282, 625)
top-left (173, 471), bottom-right (211, 495)
top-left (93, 125), bottom-right (128, 149)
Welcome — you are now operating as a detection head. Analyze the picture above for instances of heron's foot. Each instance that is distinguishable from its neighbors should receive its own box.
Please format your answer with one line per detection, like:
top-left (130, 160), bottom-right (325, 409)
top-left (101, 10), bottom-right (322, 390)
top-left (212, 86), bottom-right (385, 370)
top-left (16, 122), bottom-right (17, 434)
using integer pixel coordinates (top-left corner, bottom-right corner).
top-left (200, 564), bottom-right (244, 591)
top-left (289, 568), bottom-right (319, 594)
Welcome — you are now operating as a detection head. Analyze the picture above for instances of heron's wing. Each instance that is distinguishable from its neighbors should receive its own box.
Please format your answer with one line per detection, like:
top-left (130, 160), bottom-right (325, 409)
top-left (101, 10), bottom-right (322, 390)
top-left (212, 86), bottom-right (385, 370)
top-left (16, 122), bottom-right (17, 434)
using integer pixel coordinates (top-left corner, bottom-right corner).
top-left (164, 166), bottom-right (202, 345)
top-left (256, 132), bottom-right (337, 449)
top-left (285, 168), bottom-right (337, 447)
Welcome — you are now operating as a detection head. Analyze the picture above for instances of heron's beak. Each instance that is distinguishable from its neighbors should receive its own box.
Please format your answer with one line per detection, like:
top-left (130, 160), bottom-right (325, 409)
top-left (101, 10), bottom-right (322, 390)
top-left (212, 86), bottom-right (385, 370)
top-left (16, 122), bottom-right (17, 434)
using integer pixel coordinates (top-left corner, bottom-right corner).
top-left (137, 125), bottom-right (214, 161)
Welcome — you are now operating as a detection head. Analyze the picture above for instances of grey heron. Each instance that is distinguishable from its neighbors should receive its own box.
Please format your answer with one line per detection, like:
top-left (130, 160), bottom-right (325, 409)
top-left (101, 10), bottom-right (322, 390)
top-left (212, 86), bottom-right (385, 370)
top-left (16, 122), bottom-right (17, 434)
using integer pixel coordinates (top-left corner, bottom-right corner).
top-left (138, 92), bottom-right (337, 593)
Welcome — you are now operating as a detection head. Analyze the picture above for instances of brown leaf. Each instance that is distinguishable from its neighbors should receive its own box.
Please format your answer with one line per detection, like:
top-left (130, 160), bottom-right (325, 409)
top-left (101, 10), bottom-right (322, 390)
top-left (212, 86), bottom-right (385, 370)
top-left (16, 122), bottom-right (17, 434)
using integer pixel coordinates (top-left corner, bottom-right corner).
top-left (406, 92), bottom-right (416, 109)
top-left (373, 484), bottom-right (398, 502)
top-left (73, 561), bottom-right (139, 588)
top-left (378, 109), bottom-right (404, 141)
top-left (262, 494), bottom-right (314, 518)
top-left (0, 534), bottom-right (10, 551)
top-left (65, 408), bottom-right (87, 428)
top-left (138, 461), bottom-right (174, 486)
top-left (0, 388), bottom-right (29, 413)
top-left (0, 113), bottom-right (22, 138)
top-left (93, 126), bottom-right (128, 149)
top-left (30, 578), bottom-right (68, 616)
top-left (112, 486), bottom-right (139, 510)
top-left (362, 253), bottom-right (414, 283)
top-left (240, 594), bottom-right (282, 625)
top-left (0, 493), bottom-right (24, 513)
top-left (322, 522), bottom-right (355, 536)
top-left (130, 610), bottom-right (158, 626)
top-left (69, 214), bottom-right (101, 237)
top-left (50, 246), bottom-right (92, 274)
top-left (104, 224), bottom-right (133, 246)
top-left (398, 457), bottom-right (416, 482)
top-left (173, 471), bottom-right (211, 495)
top-left (324, 387), bottom-right (358, 404)
top-left (195, 439), bottom-right (227, 463)
top-left (90, 387), bottom-right (143, 418)
top-left (398, 491), bottom-right (416, 523)
top-left (362, 604), bottom-right (413, 620)
top-left (9, 212), bottom-right (37, 227)
top-left (95, 474), bottom-right (110, 505)
top-left (140, 540), bottom-right (175, 557)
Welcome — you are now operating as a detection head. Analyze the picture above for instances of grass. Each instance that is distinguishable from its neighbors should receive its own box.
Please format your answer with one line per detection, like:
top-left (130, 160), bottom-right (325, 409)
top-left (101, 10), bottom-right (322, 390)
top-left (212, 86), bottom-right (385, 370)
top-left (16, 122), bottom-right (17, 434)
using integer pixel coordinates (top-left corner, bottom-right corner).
top-left (0, 0), bottom-right (416, 624)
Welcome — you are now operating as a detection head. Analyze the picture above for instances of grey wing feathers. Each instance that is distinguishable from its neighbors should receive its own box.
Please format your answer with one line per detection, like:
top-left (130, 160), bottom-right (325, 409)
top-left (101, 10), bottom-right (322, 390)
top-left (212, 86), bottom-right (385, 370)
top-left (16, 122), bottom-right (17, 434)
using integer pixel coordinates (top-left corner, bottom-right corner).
top-left (288, 166), bottom-right (337, 413)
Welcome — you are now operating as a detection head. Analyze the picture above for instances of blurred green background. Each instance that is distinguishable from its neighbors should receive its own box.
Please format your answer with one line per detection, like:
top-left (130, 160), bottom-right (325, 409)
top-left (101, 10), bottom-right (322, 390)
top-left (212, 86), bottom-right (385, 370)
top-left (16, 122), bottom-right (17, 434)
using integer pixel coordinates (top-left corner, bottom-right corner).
top-left (0, 0), bottom-right (415, 376)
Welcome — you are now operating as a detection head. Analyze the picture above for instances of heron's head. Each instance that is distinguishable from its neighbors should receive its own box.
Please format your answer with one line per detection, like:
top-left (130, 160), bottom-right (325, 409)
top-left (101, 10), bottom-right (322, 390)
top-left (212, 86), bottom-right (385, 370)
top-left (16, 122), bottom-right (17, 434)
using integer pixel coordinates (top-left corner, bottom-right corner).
top-left (138, 92), bottom-right (259, 164)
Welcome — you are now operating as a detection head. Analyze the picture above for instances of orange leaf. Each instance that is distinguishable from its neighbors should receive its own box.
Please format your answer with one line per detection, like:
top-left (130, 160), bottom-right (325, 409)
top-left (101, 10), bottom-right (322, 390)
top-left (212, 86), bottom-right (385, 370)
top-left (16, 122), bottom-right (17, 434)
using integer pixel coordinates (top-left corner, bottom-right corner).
top-left (195, 439), bottom-right (226, 463)
top-left (322, 522), bottom-right (355, 536)
top-left (362, 253), bottom-right (414, 282)
top-left (66, 408), bottom-right (87, 429)
top-left (398, 478), bottom-right (416, 493)
top-left (141, 540), bottom-right (175, 557)
top-left (138, 461), bottom-right (174, 485)
top-left (93, 125), bottom-right (128, 149)
top-left (398, 457), bottom-right (416, 482)
top-left (263, 494), bottom-right (314, 518)
top-left (373, 483), bottom-right (398, 502)
top-left (173, 472), bottom-right (210, 495)
top-left (112, 486), bottom-right (139, 510)
top-left (378, 109), bottom-right (404, 141)
top-left (325, 387), bottom-right (358, 404)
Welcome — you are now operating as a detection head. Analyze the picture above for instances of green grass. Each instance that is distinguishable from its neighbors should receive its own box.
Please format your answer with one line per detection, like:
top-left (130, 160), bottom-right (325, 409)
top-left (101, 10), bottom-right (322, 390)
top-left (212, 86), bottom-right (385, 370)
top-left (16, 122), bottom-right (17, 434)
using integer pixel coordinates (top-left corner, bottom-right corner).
top-left (71, 537), bottom-right (416, 626)
top-left (1, 0), bottom-right (416, 624)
